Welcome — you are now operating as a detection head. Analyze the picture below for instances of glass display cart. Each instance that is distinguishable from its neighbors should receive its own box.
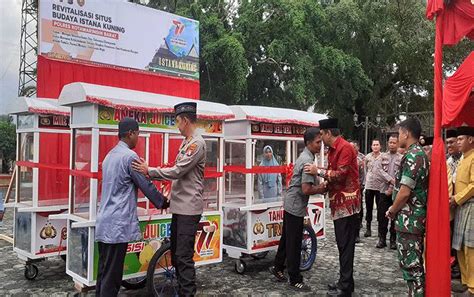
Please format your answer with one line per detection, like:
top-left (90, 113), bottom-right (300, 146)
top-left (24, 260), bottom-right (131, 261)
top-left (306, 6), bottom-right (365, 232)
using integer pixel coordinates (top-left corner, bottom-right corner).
top-left (10, 97), bottom-right (71, 280)
top-left (223, 105), bottom-right (327, 274)
top-left (55, 82), bottom-right (233, 293)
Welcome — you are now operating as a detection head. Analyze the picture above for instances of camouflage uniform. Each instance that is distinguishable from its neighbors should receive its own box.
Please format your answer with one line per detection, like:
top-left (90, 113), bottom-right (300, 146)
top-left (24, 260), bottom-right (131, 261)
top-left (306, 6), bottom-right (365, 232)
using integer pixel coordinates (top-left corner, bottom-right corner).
top-left (392, 143), bottom-right (429, 297)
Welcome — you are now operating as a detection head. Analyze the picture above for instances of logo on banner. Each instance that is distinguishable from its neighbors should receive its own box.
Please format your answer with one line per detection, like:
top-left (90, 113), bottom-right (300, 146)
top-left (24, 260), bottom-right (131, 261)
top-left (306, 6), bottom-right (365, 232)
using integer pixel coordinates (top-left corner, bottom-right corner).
top-left (195, 220), bottom-right (218, 256)
top-left (165, 18), bottom-right (195, 58)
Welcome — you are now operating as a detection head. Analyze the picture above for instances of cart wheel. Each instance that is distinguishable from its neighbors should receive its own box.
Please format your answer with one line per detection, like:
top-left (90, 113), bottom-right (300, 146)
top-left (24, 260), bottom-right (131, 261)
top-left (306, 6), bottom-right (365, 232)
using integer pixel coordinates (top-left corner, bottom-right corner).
top-left (146, 242), bottom-right (178, 297)
top-left (60, 255), bottom-right (67, 262)
top-left (250, 251), bottom-right (269, 260)
top-left (300, 224), bottom-right (317, 271)
top-left (122, 276), bottom-right (146, 290)
top-left (234, 260), bottom-right (246, 274)
top-left (24, 264), bottom-right (38, 280)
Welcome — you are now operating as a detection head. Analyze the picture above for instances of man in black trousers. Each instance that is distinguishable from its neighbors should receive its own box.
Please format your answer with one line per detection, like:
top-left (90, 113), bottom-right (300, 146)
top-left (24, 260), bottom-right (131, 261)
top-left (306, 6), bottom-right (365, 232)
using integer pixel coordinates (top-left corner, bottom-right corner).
top-left (269, 127), bottom-right (327, 291)
top-left (305, 119), bottom-right (362, 296)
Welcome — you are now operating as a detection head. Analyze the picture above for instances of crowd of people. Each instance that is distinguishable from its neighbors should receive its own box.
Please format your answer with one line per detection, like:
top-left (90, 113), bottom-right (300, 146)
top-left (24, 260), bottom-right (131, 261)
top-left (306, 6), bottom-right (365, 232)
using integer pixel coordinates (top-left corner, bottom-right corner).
top-left (270, 117), bottom-right (473, 297)
top-left (93, 105), bottom-right (473, 297)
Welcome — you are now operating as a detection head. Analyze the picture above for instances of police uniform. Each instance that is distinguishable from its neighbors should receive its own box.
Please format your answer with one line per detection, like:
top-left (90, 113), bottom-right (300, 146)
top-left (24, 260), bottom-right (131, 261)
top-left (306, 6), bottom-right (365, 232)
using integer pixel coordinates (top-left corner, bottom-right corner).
top-left (148, 102), bottom-right (206, 297)
top-left (392, 143), bottom-right (429, 297)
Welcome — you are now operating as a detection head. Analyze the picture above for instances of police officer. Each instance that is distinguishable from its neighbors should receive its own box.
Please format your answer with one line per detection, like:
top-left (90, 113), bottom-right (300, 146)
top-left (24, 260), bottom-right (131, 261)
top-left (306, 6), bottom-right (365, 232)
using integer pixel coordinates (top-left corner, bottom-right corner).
top-left (132, 102), bottom-right (206, 296)
top-left (386, 118), bottom-right (429, 297)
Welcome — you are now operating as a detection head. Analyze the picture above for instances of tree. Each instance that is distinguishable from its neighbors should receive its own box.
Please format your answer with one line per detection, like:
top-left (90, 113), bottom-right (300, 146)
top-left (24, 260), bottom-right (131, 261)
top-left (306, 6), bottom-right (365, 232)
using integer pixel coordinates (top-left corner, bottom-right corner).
top-left (138, 0), bottom-right (473, 136)
top-left (0, 119), bottom-right (16, 173)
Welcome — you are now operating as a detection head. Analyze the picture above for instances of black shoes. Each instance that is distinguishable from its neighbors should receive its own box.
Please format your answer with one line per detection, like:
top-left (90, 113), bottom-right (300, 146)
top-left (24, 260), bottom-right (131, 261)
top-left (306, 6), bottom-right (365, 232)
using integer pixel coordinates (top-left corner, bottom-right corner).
top-left (289, 282), bottom-right (312, 292)
top-left (389, 240), bottom-right (397, 250)
top-left (269, 266), bottom-right (287, 282)
top-left (328, 282), bottom-right (339, 291)
top-left (364, 225), bottom-right (371, 237)
top-left (376, 238), bottom-right (387, 248)
top-left (327, 288), bottom-right (352, 296)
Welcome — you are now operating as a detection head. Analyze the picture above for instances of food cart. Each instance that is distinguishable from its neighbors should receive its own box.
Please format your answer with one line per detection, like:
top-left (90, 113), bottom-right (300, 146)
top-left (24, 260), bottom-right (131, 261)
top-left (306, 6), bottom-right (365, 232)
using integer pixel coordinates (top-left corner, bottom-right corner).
top-left (55, 82), bottom-right (232, 293)
top-left (222, 105), bottom-right (327, 274)
top-left (9, 97), bottom-right (71, 280)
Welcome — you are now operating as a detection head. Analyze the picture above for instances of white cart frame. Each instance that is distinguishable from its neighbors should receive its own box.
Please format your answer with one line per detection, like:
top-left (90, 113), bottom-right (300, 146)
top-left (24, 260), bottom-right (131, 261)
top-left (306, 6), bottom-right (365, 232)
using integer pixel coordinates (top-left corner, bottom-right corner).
top-left (9, 98), bottom-right (71, 277)
top-left (222, 105), bottom-right (327, 261)
top-left (56, 82), bottom-right (232, 288)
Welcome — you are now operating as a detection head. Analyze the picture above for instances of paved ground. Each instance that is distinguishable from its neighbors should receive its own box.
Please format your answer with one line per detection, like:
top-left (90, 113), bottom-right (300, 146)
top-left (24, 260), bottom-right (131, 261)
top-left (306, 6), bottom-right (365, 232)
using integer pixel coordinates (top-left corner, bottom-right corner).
top-left (0, 199), bottom-right (462, 296)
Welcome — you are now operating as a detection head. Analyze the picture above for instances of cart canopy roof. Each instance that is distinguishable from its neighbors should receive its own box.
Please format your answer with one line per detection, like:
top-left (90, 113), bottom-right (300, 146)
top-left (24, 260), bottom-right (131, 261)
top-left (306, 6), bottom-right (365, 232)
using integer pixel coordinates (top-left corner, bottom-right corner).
top-left (59, 82), bottom-right (234, 120)
top-left (229, 105), bottom-right (327, 126)
top-left (10, 97), bottom-right (70, 116)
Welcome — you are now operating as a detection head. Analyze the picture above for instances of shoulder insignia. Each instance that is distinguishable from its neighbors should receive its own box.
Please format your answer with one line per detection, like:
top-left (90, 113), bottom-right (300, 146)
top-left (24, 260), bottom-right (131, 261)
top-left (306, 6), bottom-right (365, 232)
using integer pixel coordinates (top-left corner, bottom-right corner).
top-left (186, 143), bottom-right (198, 156)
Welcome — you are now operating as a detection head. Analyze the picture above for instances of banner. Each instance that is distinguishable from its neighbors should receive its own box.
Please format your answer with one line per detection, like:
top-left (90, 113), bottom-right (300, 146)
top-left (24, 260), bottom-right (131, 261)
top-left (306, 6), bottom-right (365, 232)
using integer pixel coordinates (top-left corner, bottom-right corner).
top-left (93, 214), bottom-right (221, 279)
top-left (251, 122), bottom-right (309, 136)
top-left (39, 0), bottom-right (199, 80)
top-left (39, 114), bottom-right (70, 128)
top-left (98, 106), bottom-right (223, 134)
top-left (249, 202), bottom-right (324, 250)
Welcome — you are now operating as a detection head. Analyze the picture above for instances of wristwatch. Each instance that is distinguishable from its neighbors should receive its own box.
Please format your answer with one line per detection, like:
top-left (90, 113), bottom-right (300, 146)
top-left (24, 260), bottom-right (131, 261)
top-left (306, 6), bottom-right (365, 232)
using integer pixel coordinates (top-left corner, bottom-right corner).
top-left (317, 169), bottom-right (327, 178)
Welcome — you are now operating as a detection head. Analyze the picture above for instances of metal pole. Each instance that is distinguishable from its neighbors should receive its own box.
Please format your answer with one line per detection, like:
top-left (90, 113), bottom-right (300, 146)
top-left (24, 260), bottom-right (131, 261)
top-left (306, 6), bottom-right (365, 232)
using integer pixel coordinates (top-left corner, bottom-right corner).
top-left (364, 116), bottom-right (369, 154)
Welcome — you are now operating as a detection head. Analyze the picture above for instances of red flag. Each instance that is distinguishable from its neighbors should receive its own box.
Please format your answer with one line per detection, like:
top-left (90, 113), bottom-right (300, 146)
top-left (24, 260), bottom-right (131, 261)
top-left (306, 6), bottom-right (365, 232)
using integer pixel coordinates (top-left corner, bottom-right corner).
top-left (426, 0), bottom-right (445, 20)
top-left (425, 11), bottom-right (451, 297)
top-left (443, 52), bottom-right (474, 127)
top-left (440, 0), bottom-right (474, 45)
top-left (425, 2), bottom-right (474, 295)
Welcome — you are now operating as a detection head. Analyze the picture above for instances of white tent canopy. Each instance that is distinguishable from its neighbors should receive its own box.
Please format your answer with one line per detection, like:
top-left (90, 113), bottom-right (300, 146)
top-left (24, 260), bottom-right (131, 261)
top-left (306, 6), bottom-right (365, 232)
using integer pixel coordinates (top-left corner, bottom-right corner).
top-left (59, 82), bottom-right (234, 120)
top-left (229, 105), bottom-right (327, 126)
top-left (10, 97), bottom-right (70, 116)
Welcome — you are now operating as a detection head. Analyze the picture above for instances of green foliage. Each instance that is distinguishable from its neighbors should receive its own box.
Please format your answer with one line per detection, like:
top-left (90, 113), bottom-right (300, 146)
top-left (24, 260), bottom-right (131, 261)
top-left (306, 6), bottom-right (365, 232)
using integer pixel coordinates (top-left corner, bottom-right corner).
top-left (140, 0), bottom-right (473, 135)
top-left (0, 119), bottom-right (16, 173)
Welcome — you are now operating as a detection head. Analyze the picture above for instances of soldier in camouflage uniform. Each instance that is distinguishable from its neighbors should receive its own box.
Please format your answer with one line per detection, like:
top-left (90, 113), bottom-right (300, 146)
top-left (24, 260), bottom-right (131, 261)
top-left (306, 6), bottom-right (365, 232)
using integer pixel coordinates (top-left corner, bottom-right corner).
top-left (386, 118), bottom-right (429, 297)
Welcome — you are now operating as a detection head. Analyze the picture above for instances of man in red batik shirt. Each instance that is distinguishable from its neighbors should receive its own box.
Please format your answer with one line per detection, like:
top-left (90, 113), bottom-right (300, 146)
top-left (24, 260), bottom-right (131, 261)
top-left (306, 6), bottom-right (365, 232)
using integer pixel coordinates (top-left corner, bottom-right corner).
top-left (305, 118), bottom-right (361, 297)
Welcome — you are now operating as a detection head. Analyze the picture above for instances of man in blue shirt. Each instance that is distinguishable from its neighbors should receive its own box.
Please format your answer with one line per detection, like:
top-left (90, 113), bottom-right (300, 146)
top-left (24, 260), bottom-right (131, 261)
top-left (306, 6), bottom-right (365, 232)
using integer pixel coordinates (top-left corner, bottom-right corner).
top-left (95, 117), bottom-right (165, 297)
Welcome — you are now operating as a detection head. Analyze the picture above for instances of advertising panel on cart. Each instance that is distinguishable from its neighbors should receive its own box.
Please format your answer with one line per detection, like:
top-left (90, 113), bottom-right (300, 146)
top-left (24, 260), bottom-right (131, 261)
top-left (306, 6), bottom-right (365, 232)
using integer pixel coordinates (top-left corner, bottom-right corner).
top-left (223, 105), bottom-right (327, 274)
top-left (56, 82), bottom-right (233, 289)
top-left (10, 97), bottom-right (71, 280)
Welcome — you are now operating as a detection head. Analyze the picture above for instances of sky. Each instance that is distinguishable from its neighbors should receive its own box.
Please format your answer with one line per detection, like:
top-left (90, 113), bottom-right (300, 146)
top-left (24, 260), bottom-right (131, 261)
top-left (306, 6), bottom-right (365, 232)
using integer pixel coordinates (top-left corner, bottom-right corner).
top-left (0, 0), bottom-right (22, 115)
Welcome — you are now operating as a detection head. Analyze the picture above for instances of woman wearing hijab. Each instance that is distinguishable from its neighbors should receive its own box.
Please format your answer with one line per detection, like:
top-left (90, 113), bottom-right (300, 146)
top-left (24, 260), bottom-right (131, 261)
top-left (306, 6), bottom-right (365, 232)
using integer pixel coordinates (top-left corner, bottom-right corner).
top-left (258, 145), bottom-right (283, 200)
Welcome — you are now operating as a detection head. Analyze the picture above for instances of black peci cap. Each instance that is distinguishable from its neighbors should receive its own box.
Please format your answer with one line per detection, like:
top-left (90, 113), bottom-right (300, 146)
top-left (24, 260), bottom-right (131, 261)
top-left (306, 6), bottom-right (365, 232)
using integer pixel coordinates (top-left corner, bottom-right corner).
top-left (319, 118), bottom-right (338, 129)
top-left (118, 117), bottom-right (139, 136)
top-left (174, 102), bottom-right (197, 117)
top-left (456, 126), bottom-right (474, 137)
top-left (423, 136), bottom-right (434, 146)
top-left (446, 129), bottom-right (457, 139)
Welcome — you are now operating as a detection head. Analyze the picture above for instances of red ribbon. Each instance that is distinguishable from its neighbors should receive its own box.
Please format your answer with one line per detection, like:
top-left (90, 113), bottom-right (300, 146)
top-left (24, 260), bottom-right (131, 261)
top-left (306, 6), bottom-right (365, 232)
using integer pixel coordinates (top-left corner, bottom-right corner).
top-left (16, 161), bottom-right (69, 171)
top-left (162, 163), bottom-right (223, 179)
top-left (70, 169), bottom-right (101, 179)
top-left (224, 164), bottom-right (294, 188)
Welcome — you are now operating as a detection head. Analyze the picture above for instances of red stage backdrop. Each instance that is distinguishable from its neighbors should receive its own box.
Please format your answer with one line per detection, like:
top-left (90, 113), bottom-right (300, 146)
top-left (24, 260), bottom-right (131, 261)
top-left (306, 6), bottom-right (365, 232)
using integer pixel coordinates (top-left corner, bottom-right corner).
top-left (37, 56), bottom-right (200, 99)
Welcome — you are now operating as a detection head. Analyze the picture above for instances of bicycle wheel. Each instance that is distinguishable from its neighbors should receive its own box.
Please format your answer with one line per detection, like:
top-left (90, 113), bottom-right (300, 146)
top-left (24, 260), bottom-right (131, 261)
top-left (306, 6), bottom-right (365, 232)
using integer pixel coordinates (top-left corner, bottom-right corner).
top-left (300, 224), bottom-right (317, 271)
top-left (146, 242), bottom-right (178, 296)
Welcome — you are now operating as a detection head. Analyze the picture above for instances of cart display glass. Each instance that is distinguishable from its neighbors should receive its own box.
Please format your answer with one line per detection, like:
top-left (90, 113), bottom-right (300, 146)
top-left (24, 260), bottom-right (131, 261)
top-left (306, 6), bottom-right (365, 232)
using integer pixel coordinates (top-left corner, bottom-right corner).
top-left (222, 105), bottom-right (327, 274)
top-left (58, 82), bottom-right (233, 288)
top-left (10, 98), bottom-right (71, 280)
